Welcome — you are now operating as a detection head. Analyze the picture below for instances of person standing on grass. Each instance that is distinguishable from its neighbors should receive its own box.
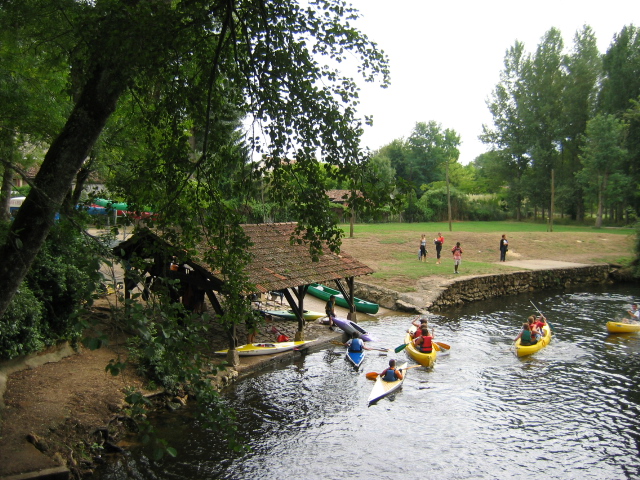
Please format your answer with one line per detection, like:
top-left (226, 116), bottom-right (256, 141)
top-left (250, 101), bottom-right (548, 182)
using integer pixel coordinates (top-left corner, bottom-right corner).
top-left (451, 242), bottom-right (463, 274)
top-left (419, 234), bottom-right (427, 262)
top-left (499, 234), bottom-right (508, 262)
top-left (434, 232), bottom-right (444, 264)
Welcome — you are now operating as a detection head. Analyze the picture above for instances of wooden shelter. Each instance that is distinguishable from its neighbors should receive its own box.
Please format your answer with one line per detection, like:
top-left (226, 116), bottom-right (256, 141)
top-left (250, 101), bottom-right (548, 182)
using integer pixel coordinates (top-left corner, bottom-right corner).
top-left (113, 223), bottom-right (374, 363)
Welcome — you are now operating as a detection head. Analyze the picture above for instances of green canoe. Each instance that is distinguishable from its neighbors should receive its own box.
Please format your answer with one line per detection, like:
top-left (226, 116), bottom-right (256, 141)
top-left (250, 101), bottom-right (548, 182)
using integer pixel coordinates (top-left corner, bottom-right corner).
top-left (307, 283), bottom-right (379, 314)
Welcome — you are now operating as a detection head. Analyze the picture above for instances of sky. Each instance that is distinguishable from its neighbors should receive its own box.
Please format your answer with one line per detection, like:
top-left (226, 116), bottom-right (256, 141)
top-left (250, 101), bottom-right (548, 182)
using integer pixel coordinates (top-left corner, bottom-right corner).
top-left (346, 0), bottom-right (639, 164)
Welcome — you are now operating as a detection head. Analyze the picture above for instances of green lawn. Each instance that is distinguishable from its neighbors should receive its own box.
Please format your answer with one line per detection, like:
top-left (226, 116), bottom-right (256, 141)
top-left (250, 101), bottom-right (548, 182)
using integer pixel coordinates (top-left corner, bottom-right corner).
top-left (340, 221), bottom-right (635, 235)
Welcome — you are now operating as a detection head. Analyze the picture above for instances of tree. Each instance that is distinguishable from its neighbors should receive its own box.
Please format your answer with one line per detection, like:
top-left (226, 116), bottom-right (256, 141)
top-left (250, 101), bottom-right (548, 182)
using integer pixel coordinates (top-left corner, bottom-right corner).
top-left (481, 40), bottom-right (533, 220)
top-left (524, 28), bottom-right (566, 219)
top-left (0, 0), bottom-right (389, 321)
top-left (601, 25), bottom-right (640, 215)
top-left (559, 26), bottom-right (602, 221)
top-left (577, 114), bottom-right (628, 227)
top-left (0, 25), bottom-right (70, 220)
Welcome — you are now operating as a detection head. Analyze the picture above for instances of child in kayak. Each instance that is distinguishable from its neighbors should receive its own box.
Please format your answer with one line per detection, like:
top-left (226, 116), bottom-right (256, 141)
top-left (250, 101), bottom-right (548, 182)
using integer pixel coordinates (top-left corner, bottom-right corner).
top-left (380, 359), bottom-right (403, 382)
top-left (411, 317), bottom-right (429, 338)
top-left (515, 323), bottom-right (536, 346)
top-left (344, 332), bottom-right (371, 352)
top-left (528, 317), bottom-right (542, 341)
top-left (413, 327), bottom-right (434, 353)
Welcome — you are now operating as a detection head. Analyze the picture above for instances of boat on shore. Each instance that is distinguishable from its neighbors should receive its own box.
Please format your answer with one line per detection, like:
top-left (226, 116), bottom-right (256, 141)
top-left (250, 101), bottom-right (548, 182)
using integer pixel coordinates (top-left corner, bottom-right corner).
top-left (346, 349), bottom-right (365, 368)
top-left (404, 327), bottom-right (437, 367)
top-left (514, 325), bottom-right (552, 357)
top-left (606, 321), bottom-right (640, 333)
top-left (332, 316), bottom-right (376, 342)
top-left (307, 283), bottom-right (379, 314)
top-left (367, 362), bottom-right (407, 405)
top-left (263, 309), bottom-right (325, 320)
top-left (215, 339), bottom-right (317, 356)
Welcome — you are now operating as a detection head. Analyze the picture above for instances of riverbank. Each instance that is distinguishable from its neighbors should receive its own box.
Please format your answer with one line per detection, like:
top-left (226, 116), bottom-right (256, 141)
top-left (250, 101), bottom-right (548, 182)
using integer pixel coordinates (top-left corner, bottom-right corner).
top-left (0, 227), bottom-right (636, 479)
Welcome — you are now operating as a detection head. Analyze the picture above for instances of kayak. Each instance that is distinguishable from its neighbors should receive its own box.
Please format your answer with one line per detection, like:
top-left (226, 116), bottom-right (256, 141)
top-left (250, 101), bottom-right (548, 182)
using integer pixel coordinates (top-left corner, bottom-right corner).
top-left (404, 328), bottom-right (437, 368)
top-left (307, 283), bottom-right (379, 314)
top-left (214, 339), bottom-right (317, 356)
top-left (606, 321), bottom-right (640, 333)
top-left (332, 316), bottom-right (376, 342)
top-left (264, 309), bottom-right (325, 320)
top-left (346, 349), bottom-right (366, 368)
top-left (514, 325), bottom-right (552, 357)
top-left (368, 362), bottom-right (408, 405)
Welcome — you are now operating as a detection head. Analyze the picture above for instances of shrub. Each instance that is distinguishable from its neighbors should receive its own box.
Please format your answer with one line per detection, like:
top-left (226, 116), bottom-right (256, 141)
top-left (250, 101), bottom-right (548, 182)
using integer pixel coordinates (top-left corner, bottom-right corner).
top-left (0, 285), bottom-right (45, 359)
top-left (0, 220), bottom-right (103, 359)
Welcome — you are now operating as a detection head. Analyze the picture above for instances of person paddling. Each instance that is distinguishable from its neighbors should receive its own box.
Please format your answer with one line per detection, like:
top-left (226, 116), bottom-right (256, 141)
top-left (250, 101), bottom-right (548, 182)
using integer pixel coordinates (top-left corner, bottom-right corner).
top-left (344, 332), bottom-right (371, 352)
top-left (380, 359), bottom-right (403, 382)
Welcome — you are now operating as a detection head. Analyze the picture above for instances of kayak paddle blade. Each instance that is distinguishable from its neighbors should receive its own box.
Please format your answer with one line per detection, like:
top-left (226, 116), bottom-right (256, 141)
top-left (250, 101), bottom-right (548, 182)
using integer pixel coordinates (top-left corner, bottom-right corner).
top-left (394, 343), bottom-right (408, 353)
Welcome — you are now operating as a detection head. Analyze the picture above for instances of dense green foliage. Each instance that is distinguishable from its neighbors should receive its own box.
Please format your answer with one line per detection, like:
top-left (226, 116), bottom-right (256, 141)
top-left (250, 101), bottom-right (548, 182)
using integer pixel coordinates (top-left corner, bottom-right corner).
top-left (363, 25), bottom-right (640, 230)
top-left (0, 0), bottom-right (393, 458)
top-left (0, 221), bottom-right (101, 360)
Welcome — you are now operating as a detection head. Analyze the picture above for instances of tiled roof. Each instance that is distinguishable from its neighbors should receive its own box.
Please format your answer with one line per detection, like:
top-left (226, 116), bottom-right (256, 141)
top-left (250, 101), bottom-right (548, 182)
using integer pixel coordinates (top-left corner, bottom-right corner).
top-left (239, 223), bottom-right (373, 293)
top-left (115, 224), bottom-right (373, 294)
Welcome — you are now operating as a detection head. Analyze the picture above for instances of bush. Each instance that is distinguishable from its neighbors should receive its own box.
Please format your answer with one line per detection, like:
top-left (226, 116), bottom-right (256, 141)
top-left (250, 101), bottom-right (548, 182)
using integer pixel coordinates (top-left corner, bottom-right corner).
top-left (0, 220), bottom-right (103, 360)
top-left (0, 285), bottom-right (45, 359)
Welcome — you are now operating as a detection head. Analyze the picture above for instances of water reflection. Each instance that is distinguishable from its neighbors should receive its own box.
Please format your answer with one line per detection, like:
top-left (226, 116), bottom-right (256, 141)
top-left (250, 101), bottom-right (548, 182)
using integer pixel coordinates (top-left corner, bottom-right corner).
top-left (97, 284), bottom-right (640, 480)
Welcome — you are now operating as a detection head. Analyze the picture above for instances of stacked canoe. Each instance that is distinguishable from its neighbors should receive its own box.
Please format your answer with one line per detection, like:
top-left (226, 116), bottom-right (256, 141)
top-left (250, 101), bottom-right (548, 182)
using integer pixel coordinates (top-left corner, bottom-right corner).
top-left (307, 283), bottom-right (379, 314)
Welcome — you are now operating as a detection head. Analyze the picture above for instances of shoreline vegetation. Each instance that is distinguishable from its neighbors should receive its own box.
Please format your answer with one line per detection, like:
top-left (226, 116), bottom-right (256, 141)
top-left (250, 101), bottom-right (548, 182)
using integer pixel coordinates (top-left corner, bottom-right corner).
top-left (0, 222), bottom-right (637, 479)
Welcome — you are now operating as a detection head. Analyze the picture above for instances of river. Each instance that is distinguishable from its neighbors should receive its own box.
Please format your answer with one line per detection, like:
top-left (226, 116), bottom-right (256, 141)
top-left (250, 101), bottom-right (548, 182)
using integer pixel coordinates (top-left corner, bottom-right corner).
top-left (96, 284), bottom-right (640, 480)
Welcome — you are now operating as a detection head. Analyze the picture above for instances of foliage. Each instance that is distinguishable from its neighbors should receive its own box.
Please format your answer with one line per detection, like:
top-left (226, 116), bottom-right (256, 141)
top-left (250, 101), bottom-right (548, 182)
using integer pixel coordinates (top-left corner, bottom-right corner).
top-left (0, 283), bottom-right (44, 359)
top-left (577, 113), bottom-right (629, 228)
top-left (0, 220), bottom-right (101, 360)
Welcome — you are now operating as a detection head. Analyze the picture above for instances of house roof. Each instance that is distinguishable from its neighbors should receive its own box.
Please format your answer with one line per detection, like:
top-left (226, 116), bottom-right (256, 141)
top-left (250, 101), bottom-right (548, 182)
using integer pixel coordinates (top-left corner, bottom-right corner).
top-left (114, 223), bottom-right (374, 295)
top-left (239, 222), bottom-right (373, 293)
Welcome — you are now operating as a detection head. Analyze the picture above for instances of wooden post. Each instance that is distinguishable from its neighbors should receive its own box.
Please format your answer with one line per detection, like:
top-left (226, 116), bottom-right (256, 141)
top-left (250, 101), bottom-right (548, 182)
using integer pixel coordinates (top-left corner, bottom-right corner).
top-left (549, 168), bottom-right (555, 232)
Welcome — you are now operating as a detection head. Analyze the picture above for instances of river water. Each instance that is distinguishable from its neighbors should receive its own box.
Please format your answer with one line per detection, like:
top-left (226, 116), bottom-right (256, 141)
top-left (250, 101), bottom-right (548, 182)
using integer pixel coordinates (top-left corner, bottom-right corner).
top-left (97, 284), bottom-right (640, 480)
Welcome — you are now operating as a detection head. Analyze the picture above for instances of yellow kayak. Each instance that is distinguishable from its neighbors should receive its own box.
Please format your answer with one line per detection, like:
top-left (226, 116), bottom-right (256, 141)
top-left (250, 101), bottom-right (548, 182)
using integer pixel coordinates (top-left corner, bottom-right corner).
top-left (215, 339), bottom-right (317, 356)
top-left (606, 321), bottom-right (640, 333)
top-left (404, 328), bottom-right (437, 367)
top-left (515, 325), bottom-right (551, 357)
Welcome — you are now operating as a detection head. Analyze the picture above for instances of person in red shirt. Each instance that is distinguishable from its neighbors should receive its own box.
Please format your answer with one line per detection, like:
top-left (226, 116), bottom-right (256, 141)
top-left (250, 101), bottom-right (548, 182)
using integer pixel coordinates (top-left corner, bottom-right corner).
top-left (531, 314), bottom-right (547, 337)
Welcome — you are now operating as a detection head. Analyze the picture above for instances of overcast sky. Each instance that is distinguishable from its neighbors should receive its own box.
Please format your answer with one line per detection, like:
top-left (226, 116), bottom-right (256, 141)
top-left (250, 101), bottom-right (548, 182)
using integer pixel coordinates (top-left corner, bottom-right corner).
top-left (347, 0), bottom-right (639, 164)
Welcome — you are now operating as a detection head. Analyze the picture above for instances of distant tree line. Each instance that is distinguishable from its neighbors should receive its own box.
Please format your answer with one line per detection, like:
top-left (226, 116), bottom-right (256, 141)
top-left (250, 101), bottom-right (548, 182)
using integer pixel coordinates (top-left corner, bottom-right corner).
top-left (351, 25), bottom-right (640, 227)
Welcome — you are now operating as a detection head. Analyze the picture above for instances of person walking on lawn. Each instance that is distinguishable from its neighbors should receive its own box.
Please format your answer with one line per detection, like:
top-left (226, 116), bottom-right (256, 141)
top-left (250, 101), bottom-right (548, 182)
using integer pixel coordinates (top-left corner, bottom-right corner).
top-left (451, 242), bottom-right (463, 274)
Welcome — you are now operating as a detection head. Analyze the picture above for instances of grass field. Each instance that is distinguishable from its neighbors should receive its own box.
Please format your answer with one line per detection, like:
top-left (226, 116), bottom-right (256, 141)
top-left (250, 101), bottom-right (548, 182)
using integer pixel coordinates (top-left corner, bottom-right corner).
top-left (336, 221), bottom-right (637, 292)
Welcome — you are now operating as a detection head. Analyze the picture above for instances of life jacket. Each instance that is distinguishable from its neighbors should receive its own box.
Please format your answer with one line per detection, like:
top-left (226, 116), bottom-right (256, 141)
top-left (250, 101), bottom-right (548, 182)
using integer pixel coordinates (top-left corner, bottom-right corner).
top-left (348, 338), bottom-right (364, 352)
top-left (418, 335), bottom-right (433, 353)
top-left (382, 368), bottom-right (398, 382)
top-left (277, 334), bottom-right (290, 342)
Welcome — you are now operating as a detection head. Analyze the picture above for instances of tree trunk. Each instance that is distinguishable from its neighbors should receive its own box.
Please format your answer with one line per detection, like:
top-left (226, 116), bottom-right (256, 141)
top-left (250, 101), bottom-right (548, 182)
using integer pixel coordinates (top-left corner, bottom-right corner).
top-left (0, 64), bottom-right (126, 319)
top-left (0, 166), bottom-right (12, 222)
top-left (595, 173), bottom-right (608, 229)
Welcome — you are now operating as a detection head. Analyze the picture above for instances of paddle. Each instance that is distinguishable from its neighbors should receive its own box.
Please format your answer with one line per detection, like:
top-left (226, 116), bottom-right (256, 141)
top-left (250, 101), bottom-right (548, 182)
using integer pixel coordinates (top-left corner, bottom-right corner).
top-left (394, 340), bottom-right (448, 353)
top-left (530, 300), bottom-right (554, 332)
top-left (366, 364), bottom-right (422, 380)
top-left (331, 340), bottom-right (388, 353)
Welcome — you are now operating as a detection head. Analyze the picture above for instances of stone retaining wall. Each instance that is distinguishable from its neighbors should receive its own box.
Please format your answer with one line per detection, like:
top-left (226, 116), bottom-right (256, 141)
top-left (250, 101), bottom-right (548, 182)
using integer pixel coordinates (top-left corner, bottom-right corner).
top-left (355, 264), bottom-right (614, 313)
